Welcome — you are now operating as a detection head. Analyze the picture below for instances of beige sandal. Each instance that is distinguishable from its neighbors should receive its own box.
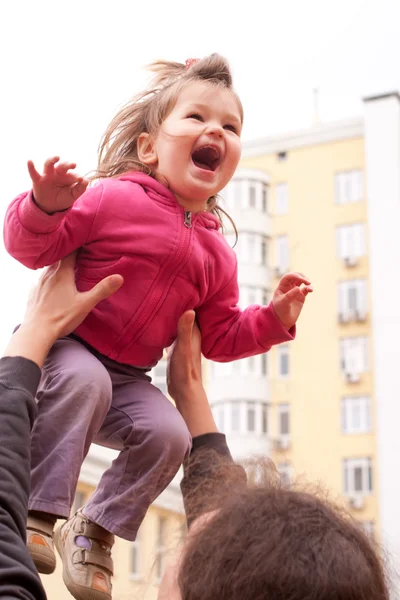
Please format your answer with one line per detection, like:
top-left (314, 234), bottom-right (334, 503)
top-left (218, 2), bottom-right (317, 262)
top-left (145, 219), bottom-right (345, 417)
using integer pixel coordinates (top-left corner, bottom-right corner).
top-left (54, 511), bottom-right (114, 600)
top-left (26, 515), bottom-right (56, 575)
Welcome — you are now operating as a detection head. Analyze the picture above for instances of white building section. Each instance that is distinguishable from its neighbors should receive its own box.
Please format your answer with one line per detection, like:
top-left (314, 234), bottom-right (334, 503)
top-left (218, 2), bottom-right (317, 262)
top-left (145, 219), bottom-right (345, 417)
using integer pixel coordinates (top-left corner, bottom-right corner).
top-left (208, 169), bottom-right (271, 461)
top-left (363, 92), bottom-right (400, 584)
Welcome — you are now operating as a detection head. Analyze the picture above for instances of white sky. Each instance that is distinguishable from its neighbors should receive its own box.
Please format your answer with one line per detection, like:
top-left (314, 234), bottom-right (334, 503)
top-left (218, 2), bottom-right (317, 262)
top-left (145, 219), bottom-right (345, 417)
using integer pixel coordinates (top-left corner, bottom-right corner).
top-left (1, 0), bottom-right (399, 348)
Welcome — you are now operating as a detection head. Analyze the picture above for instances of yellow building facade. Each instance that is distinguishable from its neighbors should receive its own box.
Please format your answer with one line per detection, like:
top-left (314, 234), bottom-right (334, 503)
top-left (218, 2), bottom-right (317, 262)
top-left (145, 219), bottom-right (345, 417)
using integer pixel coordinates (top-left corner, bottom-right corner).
top-left (240, 122), bottom-right (377, 532)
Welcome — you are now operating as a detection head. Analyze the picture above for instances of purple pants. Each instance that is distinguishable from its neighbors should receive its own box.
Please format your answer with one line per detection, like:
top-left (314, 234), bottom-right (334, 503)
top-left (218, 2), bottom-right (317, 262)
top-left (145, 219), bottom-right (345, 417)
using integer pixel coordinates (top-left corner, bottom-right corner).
top-left (29, 337), bottom-right (191, 541)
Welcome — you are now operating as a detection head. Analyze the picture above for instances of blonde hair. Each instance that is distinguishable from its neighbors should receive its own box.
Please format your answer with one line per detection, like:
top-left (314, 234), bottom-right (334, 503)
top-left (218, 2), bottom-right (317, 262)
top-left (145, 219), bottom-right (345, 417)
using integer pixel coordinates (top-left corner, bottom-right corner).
top-left (95, 53), bottom-right (242, 234)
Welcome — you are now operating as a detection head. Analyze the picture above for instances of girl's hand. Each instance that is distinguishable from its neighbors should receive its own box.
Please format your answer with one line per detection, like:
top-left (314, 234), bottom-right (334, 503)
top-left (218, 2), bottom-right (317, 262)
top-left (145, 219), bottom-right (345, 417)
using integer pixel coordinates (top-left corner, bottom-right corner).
top-left (27, 157), bottom-right (89, 214)
top-left (272, 272), bottom-right (313, 329)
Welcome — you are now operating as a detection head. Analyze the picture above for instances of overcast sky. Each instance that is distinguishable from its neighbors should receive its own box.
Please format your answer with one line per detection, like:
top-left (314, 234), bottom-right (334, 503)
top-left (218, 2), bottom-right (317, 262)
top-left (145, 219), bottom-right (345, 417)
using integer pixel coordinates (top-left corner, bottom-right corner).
top-left (1, 0), bottom-right (399, 348)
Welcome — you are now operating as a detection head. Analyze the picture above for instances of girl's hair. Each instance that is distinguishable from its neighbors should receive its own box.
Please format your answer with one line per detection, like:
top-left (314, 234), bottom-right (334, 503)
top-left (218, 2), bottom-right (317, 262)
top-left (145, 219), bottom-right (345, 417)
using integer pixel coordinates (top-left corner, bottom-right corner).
top-left (94, 53), bottom-right (242, 234)
top-left (179, 457), bottom-right (389, 600)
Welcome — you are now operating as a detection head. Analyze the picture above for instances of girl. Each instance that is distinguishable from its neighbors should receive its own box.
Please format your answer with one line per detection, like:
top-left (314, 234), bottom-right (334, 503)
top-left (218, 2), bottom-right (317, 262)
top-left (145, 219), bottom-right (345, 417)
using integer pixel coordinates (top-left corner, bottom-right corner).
top-left (4, 54), bottom-right (312, 600)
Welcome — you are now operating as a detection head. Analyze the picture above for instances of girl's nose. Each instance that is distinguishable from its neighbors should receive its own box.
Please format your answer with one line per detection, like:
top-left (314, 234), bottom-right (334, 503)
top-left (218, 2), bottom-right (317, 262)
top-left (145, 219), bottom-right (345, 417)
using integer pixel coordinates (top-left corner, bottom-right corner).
top-left (206, 123), bottom-right (224, 138)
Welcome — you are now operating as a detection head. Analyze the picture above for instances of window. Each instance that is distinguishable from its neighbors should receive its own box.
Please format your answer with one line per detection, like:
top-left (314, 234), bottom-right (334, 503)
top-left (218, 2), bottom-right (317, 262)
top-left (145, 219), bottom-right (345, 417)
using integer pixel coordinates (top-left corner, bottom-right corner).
top-left (248, 289), bottom-right (257, 305)
top-left (72, 490), bottom-right (85, 514)
top-left (215, 404), bottom-right (225, 432)
top-left (261, 353), bottom-right (267, 376)
top-left (247, 402), bottom-right (256, 432)
top-left (155, 517), bottom-right (167, 582)
top-left (335, 170), bottom-right (363, 204)
top-left (262, 185), bottom-right (268, 213)
top-left (233, 180), bottom-right (242, 209)
top-left (261, 239), bottom-right (267, 266)
top-left (278, 344), bottom-right (289, 378)
top-left (359, 521), bottom-right (374, 537)
top-left (277, 463), bottom-right (292, 486)
top-left (341, 397), bottom-right (372, 434)
top-left (340, 337), bottom-right (368, 375)
top-left (247, 356), bottom-right (255, 373)
top-left (249, 185), bottom-right (256, 208)
top-left (240, 286), bottom-right (269, 307)
top-left (276, 235), bottom-right (289, 273)
top-left (279, 403), bottom-right (290, 436)
top-left (275, 183), bottom-right (288, 215)
top-left (262, 404), bottom-right (268, 434)
top-left (234, 233), bottom-right (269, 266)
top-left (338, 280), bottom-right (367, 318)
top-left (336, 223), bottom-right (366, 259)
top-left (130, 530), bottom-right (141, 579)
top-left (231, 404), bottom-right (240, 432)
top-left (343, 458), bottom-right (373, 495)
top-left (151, 359), bottom-right (167, 396)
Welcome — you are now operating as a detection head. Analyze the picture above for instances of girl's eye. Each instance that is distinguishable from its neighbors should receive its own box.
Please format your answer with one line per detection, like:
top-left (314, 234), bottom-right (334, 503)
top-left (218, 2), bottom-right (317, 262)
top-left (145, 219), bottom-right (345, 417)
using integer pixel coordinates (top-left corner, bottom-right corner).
top-left (224, 124), bottom-right (238, 133)
top-left (187, 114), bottom-right (203, 121)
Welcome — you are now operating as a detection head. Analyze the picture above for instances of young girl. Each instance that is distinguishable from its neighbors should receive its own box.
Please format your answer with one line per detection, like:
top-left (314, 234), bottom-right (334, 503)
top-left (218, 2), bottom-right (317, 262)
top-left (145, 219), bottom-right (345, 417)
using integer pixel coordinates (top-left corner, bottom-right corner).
top-left (4, 54), bottom-right (312, 600)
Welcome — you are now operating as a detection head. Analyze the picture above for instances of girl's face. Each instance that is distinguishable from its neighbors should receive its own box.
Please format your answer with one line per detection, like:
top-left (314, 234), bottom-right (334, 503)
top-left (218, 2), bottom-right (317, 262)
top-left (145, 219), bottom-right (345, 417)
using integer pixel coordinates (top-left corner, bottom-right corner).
top-left (141, 81), bottom-right (242, 212)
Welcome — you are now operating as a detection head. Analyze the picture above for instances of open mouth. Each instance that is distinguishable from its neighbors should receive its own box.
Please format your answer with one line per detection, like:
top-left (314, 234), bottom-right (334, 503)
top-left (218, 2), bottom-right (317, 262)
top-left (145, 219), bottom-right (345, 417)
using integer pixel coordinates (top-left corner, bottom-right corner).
top-left (191, 146), bottom-right (221, 172)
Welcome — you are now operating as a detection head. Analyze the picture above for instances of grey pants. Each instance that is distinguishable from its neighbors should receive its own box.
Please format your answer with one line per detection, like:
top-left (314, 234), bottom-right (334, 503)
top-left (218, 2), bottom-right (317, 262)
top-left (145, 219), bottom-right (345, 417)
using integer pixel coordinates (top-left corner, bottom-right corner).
top-left (29, 337), bottom-right (191, 541)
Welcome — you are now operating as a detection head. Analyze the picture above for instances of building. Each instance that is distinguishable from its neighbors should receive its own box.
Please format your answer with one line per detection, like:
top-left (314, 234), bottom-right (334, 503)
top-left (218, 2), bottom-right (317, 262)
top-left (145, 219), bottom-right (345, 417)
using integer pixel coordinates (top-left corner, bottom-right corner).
top-left (211, 92), bottom-right (400, 589)
top-left (43, 92), bottom-right (400, 596)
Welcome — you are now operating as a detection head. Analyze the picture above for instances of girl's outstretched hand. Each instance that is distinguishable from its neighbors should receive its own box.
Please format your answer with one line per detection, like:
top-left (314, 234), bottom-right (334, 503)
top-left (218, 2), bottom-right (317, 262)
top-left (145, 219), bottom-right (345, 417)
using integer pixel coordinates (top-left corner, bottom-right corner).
top-left (272, 272), bottom-right (313, 330)
top-left (27, 157), bottom-right (89, 214)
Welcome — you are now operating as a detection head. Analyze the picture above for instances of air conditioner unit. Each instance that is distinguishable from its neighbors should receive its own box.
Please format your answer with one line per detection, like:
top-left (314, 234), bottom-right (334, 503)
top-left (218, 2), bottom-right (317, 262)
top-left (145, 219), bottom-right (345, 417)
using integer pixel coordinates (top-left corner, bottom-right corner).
top-left (274, 437), bottom-right (290, 451)
top-left (343, 256), bottom-right (358, 268)
top-left (348, 496), bottom-right (365, 510)
top-left (338, 312), bottom-right (349, 324)
top-left (355, 310), bottom-right (367, 322)
top-left (345, 371), bottom-right (360, 384)
top-left (274, 266), bottom-right (285, 278)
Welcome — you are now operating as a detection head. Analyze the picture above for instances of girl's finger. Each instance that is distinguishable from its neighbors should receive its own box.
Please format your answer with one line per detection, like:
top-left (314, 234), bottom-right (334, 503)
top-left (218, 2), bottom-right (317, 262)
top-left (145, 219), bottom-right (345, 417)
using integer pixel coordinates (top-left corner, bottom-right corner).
top-left (43, 156), bottom-right (60, 175)
top-left (71, 180), bottom-right (89, 201)
top-left (55, 161), bottom-right (77, 176)
top-left (27, 160), bottom-right (41, 183)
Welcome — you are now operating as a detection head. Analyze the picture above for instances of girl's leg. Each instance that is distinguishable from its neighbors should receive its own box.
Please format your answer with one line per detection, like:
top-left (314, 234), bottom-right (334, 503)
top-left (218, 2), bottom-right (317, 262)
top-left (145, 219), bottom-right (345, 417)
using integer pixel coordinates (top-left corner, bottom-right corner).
top-left (55, 374), bottom-right (191, 600)
top-left (29, 337), bottom-right (113, 517)
top-left (86, 375), bottom-right (192, 539)
top-left (27, 337), bottom-right (112, 574)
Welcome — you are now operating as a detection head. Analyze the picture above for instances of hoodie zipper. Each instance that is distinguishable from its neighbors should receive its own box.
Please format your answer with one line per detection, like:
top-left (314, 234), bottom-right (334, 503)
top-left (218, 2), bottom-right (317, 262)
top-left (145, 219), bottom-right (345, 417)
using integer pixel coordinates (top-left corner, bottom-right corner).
top-left (184, 211), bottom-right (192, 228)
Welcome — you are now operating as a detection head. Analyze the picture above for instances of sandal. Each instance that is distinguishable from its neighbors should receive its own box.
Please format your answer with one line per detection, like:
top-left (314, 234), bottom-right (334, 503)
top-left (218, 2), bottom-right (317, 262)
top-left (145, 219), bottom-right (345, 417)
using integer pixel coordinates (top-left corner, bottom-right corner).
top-left (26, 515), bottom-right (56, 575)
top-left (54, 511), bottom-right (114, 600)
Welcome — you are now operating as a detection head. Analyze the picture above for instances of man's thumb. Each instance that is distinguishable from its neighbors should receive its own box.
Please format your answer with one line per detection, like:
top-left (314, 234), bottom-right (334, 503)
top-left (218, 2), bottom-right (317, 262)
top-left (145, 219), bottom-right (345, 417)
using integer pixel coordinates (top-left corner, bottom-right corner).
top-left (85, 274), bottom-right (124, 307)
top-left (177, 310), bottom-right (195, 339)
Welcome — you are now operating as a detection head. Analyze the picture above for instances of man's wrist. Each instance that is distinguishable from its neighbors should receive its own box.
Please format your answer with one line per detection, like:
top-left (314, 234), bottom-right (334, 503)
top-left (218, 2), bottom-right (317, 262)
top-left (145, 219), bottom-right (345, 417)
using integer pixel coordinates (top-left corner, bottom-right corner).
top-left (3, 322), bottom-right (56, 368)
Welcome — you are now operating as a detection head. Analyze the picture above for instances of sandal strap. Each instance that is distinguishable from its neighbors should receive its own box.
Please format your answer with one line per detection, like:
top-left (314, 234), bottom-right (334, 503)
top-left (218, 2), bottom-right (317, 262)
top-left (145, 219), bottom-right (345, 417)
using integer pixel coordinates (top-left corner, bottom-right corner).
top-left (73, 513), bottom-right (114, 546)
top-left (27, 516), bottom-right (54, 537)
top-left (81, 522), bottom-right (114, 546)
top-left (73, 549), bottom-right (114, 575)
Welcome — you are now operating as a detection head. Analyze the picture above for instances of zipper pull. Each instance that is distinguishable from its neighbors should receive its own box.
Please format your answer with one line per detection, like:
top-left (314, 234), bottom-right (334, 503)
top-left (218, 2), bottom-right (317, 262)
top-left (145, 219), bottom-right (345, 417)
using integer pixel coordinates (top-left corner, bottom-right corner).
top-left (184, 211), bottom-right (192, 228)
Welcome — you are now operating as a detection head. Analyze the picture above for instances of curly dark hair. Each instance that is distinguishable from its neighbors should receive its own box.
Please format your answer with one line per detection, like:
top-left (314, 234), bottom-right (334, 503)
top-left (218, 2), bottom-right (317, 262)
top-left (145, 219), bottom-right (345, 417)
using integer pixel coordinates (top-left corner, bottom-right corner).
top-left (179, 456), bottom-right (389, 600)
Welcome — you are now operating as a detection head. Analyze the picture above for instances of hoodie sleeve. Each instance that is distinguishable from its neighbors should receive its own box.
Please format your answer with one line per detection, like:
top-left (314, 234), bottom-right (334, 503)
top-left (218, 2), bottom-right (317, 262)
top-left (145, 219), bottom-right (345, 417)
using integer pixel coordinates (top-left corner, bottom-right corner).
top-left (3, 184), bottom-right (104, 270)
top-left (197, 261), bottom-right (295, 362)
top-left (0, 356), bottom-right (47, 600)
top-left (181, 433), bottom-right (247, 528)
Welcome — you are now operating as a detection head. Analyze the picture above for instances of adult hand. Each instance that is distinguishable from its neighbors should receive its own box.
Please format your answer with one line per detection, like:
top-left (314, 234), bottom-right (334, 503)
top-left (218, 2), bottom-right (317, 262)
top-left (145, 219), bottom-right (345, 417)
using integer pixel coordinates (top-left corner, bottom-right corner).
top-left (4, 253), bottom-right (123, 367)
top-left (167, 311), bottom-right (217, 437)
top-left (272, 272), bottom-right (313, 329)
top-left (28, 157), bottom-right (89, 213)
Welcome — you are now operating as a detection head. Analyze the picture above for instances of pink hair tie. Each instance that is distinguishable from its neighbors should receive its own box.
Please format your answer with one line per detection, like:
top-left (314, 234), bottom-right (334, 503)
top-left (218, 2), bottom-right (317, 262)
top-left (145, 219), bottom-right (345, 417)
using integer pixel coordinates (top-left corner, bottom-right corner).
top-left (186, 58), bottom-right (200, 69)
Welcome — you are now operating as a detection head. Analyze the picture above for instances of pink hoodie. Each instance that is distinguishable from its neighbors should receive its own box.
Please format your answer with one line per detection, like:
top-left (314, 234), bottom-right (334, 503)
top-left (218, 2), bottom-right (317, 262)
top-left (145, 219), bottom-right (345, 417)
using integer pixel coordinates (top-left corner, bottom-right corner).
top-left (4, 172), bottom-right (295, 367)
